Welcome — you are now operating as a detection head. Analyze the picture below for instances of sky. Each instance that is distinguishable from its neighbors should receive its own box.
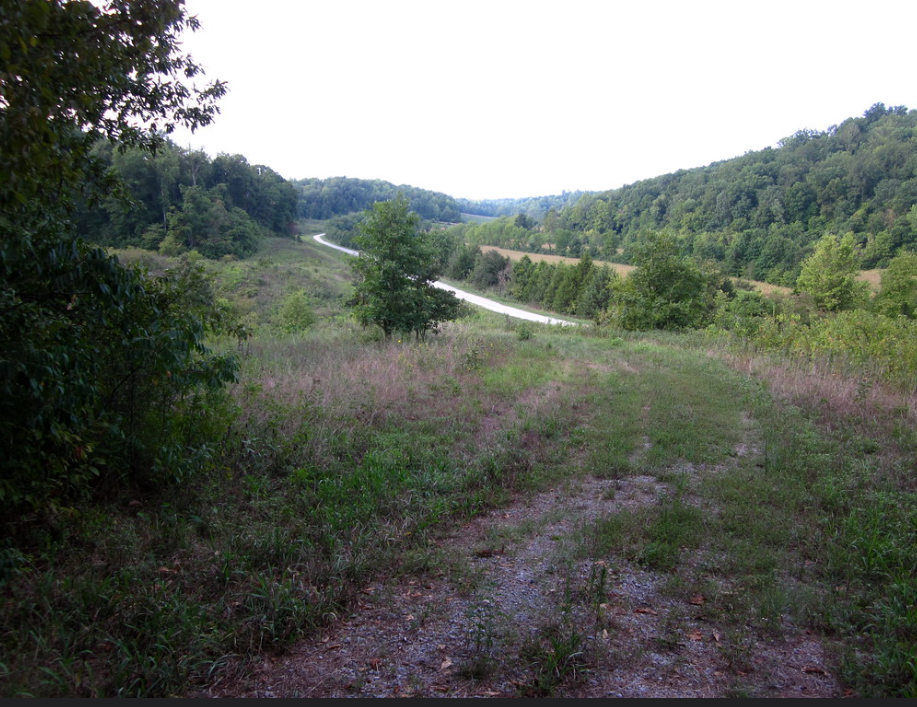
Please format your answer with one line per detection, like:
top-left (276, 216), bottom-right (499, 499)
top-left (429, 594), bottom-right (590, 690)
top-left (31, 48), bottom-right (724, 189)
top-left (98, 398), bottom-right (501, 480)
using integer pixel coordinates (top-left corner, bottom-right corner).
top-left (170, 0), bottom-right (917, 200)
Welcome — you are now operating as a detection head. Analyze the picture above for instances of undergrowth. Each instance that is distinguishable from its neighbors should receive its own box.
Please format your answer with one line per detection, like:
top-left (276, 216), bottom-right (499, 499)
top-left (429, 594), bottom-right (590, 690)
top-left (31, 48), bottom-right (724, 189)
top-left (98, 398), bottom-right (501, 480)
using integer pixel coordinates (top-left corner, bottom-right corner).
top-left (0, 317), bottom-right (586, 697)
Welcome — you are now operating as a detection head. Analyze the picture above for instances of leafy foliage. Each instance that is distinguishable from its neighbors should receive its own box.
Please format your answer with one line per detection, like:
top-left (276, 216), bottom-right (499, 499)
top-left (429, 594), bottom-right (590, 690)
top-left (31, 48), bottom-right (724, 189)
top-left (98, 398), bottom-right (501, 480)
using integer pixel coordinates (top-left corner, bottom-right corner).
top-left (510, 104), bottom-right (917, 281)
top-left (76, 142), bottom-right (297, 257)
top-left (275, 289), bottom-right (316, 333)
top-left (750, 309), bottom-right (917, 384)
top-left (457, 192), bottom-right (586, 220)
top-left (350, 195), bottom-right (462, 338)
top-left (874, 251), bottom-right (917, 318)
top-left (0, 0), bottom-right (240, 520)
top-left (608, 232), bottom-right (721, 330)
top-left (295, 176), bottom-right (461, 222)
top-left (795, 233), bottom-right (869, 311)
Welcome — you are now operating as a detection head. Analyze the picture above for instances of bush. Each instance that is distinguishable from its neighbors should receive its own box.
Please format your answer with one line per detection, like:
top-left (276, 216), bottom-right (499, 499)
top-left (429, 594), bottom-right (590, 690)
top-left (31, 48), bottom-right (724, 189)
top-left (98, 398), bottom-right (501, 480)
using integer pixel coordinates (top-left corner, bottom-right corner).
top-left (276, 290), bottom-right (316, 333)
top-left (607, 232), bottom-right (717, 330)
top-left (752, 309), bottom-right (917, 384)
top-left (0, 249), bottom-right (244, 521)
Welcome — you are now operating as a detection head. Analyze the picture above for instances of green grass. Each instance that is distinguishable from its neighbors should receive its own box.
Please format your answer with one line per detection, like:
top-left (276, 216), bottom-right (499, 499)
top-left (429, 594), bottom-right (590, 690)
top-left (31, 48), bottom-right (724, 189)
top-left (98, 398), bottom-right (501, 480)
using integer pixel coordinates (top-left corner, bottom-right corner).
top-left (3, 237), bottom-right (917, 697)
top-left (0, 249), bottom-right (599, 696)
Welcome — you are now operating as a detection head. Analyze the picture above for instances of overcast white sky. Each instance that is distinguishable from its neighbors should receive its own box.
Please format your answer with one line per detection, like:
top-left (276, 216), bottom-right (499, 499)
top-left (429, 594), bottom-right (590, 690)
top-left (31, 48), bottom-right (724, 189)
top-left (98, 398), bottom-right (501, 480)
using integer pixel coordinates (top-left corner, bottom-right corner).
top-left (170, 0), bottom-right (917, 200)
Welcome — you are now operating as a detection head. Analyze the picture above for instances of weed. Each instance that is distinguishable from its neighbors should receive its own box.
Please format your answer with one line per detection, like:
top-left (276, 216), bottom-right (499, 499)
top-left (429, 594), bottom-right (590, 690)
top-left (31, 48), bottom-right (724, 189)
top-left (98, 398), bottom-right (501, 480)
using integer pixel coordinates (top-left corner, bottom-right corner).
top-left (717, 625), bottom-right (757, 674)
top-left (459, 599), bottom-right (503, 679)
top-left (519, 621), bottom-right (587, 696)
top-left (461, 338), bottom-right (486, 371)
top-left (518, 570), bottom-right (589, 696)
top-left (586, 561), bottom-right (610, 625)
top-left (640, 494), bottom-right (706, 571)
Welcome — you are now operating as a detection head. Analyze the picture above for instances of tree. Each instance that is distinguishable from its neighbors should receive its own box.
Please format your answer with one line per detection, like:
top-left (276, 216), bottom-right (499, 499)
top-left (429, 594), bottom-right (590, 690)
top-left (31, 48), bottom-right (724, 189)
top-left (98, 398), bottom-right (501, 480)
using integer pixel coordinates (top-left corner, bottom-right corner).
top-left (795, 233), bottom-right (869, 311)
top-left (1, 0), bottom-right (225, 213)
top-left (608, 231), bottom-right (714, 330)
top-left (469, 249), bottom-right (510, 290)
top-left (350, 195), bottom-right (461, 338)
top-left (874, 252), bottom-right (917, 318)
top-left (165, 184), bottom-right (262, 258)
top-left (1, 1), bottom-right (238, 519)
top-left (577, 265), bottom-right (616, 322)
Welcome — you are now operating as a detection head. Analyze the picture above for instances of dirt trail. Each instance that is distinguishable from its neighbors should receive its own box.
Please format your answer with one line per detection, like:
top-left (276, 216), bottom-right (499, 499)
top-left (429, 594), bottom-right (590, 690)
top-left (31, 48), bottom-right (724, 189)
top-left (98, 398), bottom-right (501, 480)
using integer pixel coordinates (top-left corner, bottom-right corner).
top-left (207, 454), bottom-right (842, 698)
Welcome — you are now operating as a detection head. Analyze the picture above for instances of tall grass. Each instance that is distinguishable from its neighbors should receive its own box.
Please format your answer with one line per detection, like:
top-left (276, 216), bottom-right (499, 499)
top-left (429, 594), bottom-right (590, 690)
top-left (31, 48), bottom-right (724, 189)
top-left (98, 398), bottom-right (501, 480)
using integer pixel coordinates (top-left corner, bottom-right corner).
top-left (3, 237), bottom-right (915, 696)
top-left (0, 315), bottom-right (593, 697)
top-left (707, 337), bottom-right (917, 697)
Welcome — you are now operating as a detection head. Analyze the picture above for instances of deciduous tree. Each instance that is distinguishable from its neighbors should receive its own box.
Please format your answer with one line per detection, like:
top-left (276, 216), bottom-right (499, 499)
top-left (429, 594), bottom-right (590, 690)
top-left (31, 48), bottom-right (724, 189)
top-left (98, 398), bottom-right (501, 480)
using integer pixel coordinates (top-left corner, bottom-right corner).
top-left (874, 251), bottom-right (917, 318)
top-left (608, 231), bottom-right (715, 330)
top-left (349, 195), bottom-right (461, 338)
top-left (795, 233), bottom-right (869, 311)
top-left (0, 0), bottom-right (238, 518)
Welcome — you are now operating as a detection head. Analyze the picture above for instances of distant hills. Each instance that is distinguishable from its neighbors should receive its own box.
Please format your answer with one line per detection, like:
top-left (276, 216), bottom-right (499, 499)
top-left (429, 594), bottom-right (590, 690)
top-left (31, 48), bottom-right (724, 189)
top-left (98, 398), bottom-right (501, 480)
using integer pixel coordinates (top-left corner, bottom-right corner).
top-left (297, 103), bottom-right (917, 284)
top-left (551, 103), bottom-right (917, 282)
top-left (84, 103), bottom-right (917, 285)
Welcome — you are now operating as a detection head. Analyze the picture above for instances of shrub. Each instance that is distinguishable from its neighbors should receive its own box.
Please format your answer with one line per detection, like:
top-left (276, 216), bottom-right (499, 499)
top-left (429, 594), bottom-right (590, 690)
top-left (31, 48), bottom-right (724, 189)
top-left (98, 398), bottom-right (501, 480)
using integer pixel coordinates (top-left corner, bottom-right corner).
top-left (276, 290), bottom-right (316, 332)
top-left (0, 251), bottom-right (244, 521)
top-left (607, 232), bottom-right (716, 330)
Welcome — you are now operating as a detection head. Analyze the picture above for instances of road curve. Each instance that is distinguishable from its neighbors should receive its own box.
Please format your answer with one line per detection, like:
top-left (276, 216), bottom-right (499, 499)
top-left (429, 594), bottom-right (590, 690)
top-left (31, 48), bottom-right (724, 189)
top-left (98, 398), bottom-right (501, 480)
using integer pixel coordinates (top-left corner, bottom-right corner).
top-left (311, 233), bottom-right (577, 326)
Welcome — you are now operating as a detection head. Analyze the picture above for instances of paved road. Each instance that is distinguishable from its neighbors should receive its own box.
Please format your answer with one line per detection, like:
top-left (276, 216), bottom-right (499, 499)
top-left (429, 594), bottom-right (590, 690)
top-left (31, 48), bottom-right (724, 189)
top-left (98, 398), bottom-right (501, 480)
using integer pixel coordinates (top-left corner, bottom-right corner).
top-left (311, 233), bottom-right (577, 326)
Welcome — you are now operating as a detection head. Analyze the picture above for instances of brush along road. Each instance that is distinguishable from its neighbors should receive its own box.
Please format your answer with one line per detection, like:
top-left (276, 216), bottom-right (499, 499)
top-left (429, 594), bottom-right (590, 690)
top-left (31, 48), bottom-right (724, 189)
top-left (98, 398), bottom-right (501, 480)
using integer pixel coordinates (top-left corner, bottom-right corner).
top-left (312, 233), bottom-right (577, 327)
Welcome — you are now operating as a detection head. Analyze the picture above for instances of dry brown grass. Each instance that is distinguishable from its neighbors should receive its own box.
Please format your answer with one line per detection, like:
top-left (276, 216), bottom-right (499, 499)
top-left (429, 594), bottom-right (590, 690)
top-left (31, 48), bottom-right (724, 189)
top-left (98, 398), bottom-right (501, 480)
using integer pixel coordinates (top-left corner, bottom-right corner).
top-left (718, 349), bottom-right (916, 453)
top-left (735, 279), bottom-right (791, 295)
top-left (244, 326), bottom-right (491, 413)
top-left (480, 245), bottom-right (792, 295)
top-left (857, 268), bottom-right (884, 293)
top-left (479, 246), bottom-right (636, 277)
top-left (234, 324), bottom-right (528, 465)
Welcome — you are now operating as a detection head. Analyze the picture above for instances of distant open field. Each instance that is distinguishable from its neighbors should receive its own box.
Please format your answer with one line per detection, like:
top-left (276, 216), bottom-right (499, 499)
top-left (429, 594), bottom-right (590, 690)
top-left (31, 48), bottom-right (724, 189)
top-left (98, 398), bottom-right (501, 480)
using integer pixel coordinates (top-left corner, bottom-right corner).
top-left (460, 212), bottom-right (498, 223)
top-left (742, 280), bottom-right (792, 295)
top-left (479, 245), bottom-right (795, 295)
top-left (479, 245), bottom-right (636, 277)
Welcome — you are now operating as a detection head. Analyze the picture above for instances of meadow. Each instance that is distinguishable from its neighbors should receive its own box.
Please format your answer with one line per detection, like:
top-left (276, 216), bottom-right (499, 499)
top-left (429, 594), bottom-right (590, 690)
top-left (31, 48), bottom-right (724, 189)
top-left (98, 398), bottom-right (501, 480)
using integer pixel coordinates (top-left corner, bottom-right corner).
top-left (1, 236), bottom-right (914, 697)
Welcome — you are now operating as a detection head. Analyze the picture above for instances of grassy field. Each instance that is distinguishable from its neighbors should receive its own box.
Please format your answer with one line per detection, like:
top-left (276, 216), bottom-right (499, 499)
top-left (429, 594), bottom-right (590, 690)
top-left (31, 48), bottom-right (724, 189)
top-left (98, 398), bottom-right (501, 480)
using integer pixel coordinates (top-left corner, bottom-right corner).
top-left (1, 236), bottom-right (914, 697)
top-left (477, 245), bottom-right (798, 295)
top-left (479, 245), bottom-right (636, 277)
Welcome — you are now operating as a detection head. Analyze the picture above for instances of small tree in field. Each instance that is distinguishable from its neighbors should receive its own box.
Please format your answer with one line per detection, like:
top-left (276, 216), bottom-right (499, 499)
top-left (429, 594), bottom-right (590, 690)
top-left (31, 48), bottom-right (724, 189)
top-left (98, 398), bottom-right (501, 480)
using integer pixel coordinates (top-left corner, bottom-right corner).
top-left (795, 233), bottom-right (869, 312)
top-left (608, 231), bottom-right (713, 330)
top-left (350, 195), bottom-right (460, 339)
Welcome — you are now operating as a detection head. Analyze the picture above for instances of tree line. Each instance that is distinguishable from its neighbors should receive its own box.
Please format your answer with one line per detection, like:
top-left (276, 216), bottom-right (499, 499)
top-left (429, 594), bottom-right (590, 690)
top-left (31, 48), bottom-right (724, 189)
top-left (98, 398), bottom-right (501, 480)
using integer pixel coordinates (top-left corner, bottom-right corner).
top-left (435, 104), bottom-right (917, 290)
top-left (71, 103), bottom-right (917, 286)
top-left (74, 141), bottom-right (299, 258)
top-left (330, 191), bottom-right (915, 390)
top-left (425, 219), bottom-right (916, 333)
top-left (456, 192), bottom-right (587, 220)
top-left (1, 0), bottom-right (242, 523)
top-left (550, 104), bottom-right (917, 282)
top-left (295, 176), bottom-right (462, 223)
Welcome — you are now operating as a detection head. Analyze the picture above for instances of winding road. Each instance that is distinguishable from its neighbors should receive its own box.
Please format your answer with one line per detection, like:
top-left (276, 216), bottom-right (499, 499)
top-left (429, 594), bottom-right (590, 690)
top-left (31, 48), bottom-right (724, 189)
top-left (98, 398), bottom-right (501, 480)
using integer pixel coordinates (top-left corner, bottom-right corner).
top-left (312, 233), bottom-right (577, 326)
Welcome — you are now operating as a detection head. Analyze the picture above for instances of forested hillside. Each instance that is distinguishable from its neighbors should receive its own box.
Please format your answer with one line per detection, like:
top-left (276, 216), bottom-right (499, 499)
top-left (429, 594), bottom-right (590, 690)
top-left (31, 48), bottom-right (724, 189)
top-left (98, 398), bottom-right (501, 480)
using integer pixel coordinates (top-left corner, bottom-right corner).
top-left (554, 103), bottom-right (917, 283)
top-left (441, 105), bottom-right (917, 286)
top-left (456, 191), bottom-right (587, 220)
top-left (295, 176), bottom-right (462, 222)
top-left (78, 104), bottom-right (917, 282)
top-left (76, 141), bottom-right (298, 258)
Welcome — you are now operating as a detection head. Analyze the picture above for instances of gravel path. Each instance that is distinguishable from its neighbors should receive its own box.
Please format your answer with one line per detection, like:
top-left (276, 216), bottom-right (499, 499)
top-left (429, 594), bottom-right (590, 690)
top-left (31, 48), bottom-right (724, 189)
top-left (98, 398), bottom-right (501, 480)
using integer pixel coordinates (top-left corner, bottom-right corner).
top-left (206, 470), bottom-right (842, 698)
